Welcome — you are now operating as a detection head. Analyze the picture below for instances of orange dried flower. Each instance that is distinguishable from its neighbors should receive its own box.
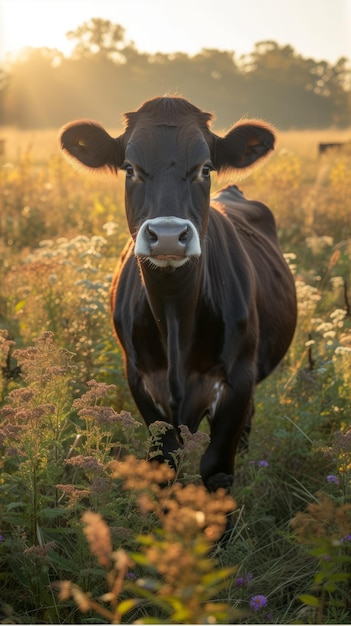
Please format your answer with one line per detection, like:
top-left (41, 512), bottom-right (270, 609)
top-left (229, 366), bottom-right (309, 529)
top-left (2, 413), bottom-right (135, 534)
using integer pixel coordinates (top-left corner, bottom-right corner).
top-left (82, 511), bottom-right (112, 568)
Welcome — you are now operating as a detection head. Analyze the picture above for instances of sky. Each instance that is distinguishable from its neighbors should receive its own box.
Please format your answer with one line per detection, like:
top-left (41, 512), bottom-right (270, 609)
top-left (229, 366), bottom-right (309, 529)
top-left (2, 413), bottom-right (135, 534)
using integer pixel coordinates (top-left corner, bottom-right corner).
top-left (0, 0), bottom-right (351, 64)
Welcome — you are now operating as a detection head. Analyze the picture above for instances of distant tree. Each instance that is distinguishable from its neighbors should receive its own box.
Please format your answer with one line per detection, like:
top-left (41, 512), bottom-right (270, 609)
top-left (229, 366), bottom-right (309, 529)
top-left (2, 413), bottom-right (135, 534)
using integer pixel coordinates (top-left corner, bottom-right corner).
top-left (306, 56), bottom-right (351, 126)
top-left (1, 21), bottom-right (350, 130)
top-left (66, 17), bottom-right (133, 63)
top-left (240, 41), bottom-right (350, 128)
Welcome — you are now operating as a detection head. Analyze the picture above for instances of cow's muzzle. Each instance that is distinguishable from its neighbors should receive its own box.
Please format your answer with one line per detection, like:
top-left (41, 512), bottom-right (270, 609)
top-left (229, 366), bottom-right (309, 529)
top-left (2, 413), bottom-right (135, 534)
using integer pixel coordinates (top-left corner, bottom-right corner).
top-left (135, 217), bottom-right (201, 267)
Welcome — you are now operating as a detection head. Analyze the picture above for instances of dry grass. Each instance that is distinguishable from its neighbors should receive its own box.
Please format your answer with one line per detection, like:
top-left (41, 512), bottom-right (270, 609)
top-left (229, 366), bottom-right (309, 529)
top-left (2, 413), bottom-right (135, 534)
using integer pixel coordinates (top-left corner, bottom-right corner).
top-left (0, 126), bottom-right (124, 164)
top-left (278, 127), bottom-right (351, 158)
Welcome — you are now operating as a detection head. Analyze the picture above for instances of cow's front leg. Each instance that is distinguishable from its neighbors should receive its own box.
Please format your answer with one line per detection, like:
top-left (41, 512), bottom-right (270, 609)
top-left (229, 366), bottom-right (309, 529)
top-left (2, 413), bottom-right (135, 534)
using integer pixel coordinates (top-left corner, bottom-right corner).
top-left (200, 371), bottom-right (255, 493)
top-left (147, 422), bottom-right (183, 469)
top-left (126, 362), bottom-right (181, 467)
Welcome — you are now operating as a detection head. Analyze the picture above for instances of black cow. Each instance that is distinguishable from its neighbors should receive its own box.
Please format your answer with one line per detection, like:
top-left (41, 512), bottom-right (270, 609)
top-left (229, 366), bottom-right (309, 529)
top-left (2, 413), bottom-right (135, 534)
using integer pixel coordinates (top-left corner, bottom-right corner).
top-left (318, 141), bottom-right (350, 156)
top-left (60, 96), bottom-right (297, 492)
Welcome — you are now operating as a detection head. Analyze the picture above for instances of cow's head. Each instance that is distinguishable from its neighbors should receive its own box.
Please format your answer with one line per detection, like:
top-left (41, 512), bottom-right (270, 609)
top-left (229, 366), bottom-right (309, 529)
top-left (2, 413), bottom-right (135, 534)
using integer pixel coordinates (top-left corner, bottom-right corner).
top-left (60, 96), bottom-right (275, 269)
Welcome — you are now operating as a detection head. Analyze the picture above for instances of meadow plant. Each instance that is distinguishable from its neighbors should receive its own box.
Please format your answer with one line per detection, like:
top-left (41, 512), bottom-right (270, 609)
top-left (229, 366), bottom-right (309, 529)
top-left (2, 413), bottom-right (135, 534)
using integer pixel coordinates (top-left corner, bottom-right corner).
top-left (0, 231), bottom-right (132, 403)
top-left (0, 332), bottom-right (142, 621)
top-left (0, 330), bottom-right (16, 396)
top-left (56, 455), bottom-right (240, 624)
top-left (146, 420), bottom-right (210, 484)
top-left (0, 150), bottom-right (126, 249)
top-left (71, 378), bottom-right (144, 464)
top-left (291, 494), bottom-right (351, 624)
top-left (0, 332), bottom-right (75, 536)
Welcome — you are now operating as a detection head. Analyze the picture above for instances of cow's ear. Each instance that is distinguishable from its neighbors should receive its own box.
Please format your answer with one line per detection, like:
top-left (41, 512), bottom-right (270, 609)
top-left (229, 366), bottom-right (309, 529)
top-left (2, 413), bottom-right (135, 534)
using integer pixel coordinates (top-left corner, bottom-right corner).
top-left (59, 121), bottom-right (125, 172)
top-left (212, 120), bottom-right (276, 172)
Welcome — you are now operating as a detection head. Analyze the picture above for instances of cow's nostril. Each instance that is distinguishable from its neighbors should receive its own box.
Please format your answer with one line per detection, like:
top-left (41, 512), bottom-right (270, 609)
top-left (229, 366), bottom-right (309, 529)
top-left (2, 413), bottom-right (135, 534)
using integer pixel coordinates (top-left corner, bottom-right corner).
top-left (147, 225), bottom-right (158, 243)
top-left (179, 226), bottom-right (188, 243)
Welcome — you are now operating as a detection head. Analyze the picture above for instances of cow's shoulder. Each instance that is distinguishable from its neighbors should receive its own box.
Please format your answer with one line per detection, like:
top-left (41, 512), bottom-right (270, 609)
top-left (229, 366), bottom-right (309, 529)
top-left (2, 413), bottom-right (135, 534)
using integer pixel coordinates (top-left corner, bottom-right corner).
top-left (211, 184), bottom-right (277, 241)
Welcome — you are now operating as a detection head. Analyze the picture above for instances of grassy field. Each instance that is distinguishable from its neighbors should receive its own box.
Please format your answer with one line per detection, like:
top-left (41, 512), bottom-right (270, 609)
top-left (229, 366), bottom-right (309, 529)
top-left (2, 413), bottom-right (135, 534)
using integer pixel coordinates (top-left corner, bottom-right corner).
top-left (0, 126), bottom-right (351, 624)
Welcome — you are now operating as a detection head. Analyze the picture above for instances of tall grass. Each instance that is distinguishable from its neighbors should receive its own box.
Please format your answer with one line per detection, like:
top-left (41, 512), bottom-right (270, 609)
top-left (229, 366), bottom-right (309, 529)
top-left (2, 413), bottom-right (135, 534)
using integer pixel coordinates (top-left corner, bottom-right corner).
top-left (0, 127), bottom-right (351, 623)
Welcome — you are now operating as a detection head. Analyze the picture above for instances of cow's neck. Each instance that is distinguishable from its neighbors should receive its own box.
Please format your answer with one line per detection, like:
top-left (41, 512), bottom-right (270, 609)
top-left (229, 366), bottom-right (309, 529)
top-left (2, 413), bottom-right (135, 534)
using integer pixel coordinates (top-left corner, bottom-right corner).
top-left (140, 262), bottom-right (203, 344)
top-left (140, 262), bottom-right (203, 420)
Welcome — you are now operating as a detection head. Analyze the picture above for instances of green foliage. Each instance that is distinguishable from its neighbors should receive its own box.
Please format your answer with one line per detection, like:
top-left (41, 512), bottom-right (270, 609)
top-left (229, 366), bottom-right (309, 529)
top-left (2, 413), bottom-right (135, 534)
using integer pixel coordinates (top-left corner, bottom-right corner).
top-left (292, 495), bottom-right (351, 624)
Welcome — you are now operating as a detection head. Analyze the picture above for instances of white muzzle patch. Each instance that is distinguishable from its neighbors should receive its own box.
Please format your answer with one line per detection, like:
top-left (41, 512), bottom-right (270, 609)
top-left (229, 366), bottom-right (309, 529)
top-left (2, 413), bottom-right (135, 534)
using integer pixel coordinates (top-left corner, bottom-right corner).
top-left (135, 216), bottom-right (201, 268)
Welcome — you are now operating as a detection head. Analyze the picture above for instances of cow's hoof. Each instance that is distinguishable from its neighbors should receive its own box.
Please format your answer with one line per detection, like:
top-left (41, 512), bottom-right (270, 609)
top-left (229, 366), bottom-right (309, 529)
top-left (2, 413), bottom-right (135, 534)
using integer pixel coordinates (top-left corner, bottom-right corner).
top-left (207, 472), bottom-right (234, 493)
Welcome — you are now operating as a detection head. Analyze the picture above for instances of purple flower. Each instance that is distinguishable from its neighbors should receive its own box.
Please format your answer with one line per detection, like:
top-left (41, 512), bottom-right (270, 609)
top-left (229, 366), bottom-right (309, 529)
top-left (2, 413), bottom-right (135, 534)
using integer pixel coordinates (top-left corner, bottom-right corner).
top-left (340, 534), bottom-right (351, 543)
top-left (258, 460), bottom-right (269, 468)
top-left (327, 474), bottom-right (339, 485)
top-left (250, 595), bottom-right (268, 611)
top-left (235, 572), bottom-right (253, 587)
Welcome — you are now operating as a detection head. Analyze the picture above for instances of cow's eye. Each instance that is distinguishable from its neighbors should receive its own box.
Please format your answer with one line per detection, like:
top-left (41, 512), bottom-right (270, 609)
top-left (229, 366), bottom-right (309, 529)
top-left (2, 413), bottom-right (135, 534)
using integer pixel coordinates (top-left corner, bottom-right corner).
top-left (124, 163), bottom-right (135, 178)
top-left (201, 164), bottom-right (212, 178)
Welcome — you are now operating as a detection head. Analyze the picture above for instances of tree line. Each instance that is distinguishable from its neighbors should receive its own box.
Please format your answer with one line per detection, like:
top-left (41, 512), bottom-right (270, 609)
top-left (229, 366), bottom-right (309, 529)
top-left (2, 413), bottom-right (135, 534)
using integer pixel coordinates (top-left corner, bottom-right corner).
top-left (1, 18), bottom-right (350, 130)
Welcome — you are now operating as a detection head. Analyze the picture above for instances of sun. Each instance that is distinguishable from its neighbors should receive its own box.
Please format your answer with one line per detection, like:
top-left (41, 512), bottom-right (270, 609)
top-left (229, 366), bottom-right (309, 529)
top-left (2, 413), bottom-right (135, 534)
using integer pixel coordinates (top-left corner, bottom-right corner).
top-left (0, 0), bottom-right (77, 60)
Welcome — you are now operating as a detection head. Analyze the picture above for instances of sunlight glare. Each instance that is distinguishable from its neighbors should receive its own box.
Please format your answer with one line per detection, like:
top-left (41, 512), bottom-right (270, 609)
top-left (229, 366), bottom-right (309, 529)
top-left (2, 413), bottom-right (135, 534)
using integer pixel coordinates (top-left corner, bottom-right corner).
top-left (1, 0), bottom-right (81, 59)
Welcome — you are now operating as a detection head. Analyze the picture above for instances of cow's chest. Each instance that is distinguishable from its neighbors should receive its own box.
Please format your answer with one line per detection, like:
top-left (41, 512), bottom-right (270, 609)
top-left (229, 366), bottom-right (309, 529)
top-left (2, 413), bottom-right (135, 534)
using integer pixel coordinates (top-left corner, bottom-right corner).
top-left (141, 367), bottom-right (225, 429)
top-left (129, 285), bottom-right (227, 427)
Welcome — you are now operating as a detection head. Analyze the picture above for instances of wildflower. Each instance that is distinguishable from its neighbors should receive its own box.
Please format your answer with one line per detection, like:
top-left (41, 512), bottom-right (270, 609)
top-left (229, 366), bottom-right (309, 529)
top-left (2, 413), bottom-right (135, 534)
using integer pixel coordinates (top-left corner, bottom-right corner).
top-left (6, 388), bottom-right (36, 403)
top-left (57, 580), bottom-right (72, 601)
top-left (258, 460), bottom-right (269, 468)
top-left (71, 586), bottom-right (91, 613)
top-left (82, 511), bottom-right (112, 568)
top-left (340, 534), bottom-right (351, 543)
top-left (23, 541), bottom-right (57, 560)
top-left (323, 330), bottom-right (336, 339)
top-left (335, 346), bottom-right (351, 355)
top-left (56, 484), bottom-right (90, 506)
top-left (236, 573), bottom-right (253, 587)
top-left (326, 474), bottom-right (339, 485)
top-left (111, 548), bottom-right (133, 571)
top-left (66, 455), bottom-right (104, 473)
top-left (250, 595), bottom-right (268, 611)
top-left (316, 322), bottom-right (334, 333)
top-left (330, 307), bottom-right (346, 322)
top-left (103, 221), bottom-right (119, 236)
top-left (305, 235), bottom-right (333, 253)
top-left (91, 477), bottom-right (110, 496)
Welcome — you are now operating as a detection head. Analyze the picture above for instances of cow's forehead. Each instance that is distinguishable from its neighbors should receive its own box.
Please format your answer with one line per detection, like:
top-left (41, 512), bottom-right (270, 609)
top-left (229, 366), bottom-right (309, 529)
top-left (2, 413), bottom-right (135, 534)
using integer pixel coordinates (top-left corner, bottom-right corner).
top-left (125, 124), bottom-right (211, 170)
top-left (123, 97), bottom-right (213, 129)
